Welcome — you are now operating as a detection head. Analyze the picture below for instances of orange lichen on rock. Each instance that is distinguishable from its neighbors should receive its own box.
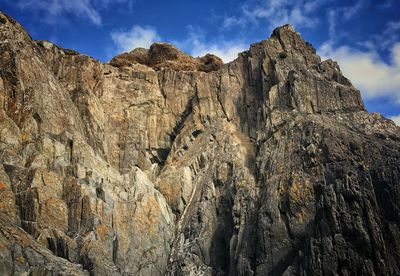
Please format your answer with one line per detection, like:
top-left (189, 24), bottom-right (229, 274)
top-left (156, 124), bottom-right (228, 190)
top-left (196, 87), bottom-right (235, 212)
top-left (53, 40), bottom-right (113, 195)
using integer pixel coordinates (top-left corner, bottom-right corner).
top-left (80, 236), bottom-right (93, 256)
top-left (0, 182), bottom-right (8, 190)
top-left (277, 173), bottom-right (314, 224)
top-left (157, 180), bottom-right (181, 207)
top-left (96, 224), bottom-right (109, 241)
top-left (0, 192), bottom-right (15, 208)
top-left (0, 242), bottom-right (10, 250)
top-left (39, 198), bottom-right (68, 231)
top-left (289, 175), bottom-right (314, 205)
top-left (134, 196), bottom-right (161, 235)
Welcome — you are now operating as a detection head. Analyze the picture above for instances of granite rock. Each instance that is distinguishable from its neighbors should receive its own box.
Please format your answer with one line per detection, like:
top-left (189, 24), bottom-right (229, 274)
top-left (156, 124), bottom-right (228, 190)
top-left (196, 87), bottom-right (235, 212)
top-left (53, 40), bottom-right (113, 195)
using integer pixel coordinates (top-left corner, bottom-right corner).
top-left (0, 13), bottom-right (400, 276)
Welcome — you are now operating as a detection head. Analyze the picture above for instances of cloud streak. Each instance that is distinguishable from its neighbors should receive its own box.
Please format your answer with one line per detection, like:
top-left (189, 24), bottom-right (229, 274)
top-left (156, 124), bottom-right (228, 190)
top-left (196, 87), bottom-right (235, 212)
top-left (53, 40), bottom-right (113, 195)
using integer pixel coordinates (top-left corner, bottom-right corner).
top-left (327, 0), bottom-right (366, 39)
top-left (319, 42), bottom-right (400, 102)
top-left (220, 0), bottom-right (329, 31)
top-left (15, 0), bottom-right (133, 25)
top-left (361, 21), bottom-right (400, 51)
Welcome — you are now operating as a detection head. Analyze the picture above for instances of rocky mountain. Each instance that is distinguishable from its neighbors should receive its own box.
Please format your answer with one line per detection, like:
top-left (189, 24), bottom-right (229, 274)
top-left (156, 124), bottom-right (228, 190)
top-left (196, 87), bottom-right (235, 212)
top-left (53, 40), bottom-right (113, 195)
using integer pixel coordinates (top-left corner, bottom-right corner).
top-left (1, 11), bottom-right (400, 276)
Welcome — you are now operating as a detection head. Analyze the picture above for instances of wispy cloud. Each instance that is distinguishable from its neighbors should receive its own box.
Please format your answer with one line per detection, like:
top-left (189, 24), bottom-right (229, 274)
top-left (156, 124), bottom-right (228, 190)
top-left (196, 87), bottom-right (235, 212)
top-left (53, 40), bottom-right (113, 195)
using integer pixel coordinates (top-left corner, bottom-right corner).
top-left (378, 0), bottom-right (395, 9)
top-left (15, 0), bottom-right (132, 25)
top-left (220, 0), bottom-right (329, 31)
top-left (327, 0), bottom-right (366, 39)
top-left (111, 25), bottom-right (161, 53)
top-left (360, 21), bottom-right (400, 51)
top-left (218, 0), bottom-right (368, 44)
top-left (319, 42), bottom-right (400, 102)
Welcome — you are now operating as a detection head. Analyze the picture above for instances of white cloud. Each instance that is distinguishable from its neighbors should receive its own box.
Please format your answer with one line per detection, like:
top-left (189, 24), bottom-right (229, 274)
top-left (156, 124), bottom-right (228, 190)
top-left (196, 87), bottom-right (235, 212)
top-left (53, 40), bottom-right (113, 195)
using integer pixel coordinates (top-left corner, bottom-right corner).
top-left (111, 26), bottom-right (161, 53)
top-left (174, 27), bottom-right (247, 62)
top-left (319, 42), bottom-right (400, 102)
top-left (390, 115), bottom-right (400, 126)
top-left (191, 42), bottom-right (247, 63)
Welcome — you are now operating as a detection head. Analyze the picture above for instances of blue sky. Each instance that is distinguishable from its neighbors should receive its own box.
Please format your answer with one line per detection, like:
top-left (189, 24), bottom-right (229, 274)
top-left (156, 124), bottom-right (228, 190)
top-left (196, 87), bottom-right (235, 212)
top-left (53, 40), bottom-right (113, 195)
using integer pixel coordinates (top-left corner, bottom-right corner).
top-left (1, 0), bottom-right (399, 124)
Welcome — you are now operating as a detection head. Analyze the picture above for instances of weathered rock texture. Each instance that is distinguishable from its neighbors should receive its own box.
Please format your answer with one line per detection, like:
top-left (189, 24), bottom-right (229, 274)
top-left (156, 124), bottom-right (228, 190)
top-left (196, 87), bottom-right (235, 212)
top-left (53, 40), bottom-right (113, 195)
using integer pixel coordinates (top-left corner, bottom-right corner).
top-left (1, 12), bottom-right (400, 276)
top-left (109, 44), bottom-right (223, 72)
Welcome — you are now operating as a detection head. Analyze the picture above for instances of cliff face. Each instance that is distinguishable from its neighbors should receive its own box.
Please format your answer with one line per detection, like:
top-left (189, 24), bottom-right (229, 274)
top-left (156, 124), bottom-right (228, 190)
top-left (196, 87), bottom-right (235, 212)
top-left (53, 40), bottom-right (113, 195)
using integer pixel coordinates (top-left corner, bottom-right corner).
top-left (0, 12), bottom-right (400, 276)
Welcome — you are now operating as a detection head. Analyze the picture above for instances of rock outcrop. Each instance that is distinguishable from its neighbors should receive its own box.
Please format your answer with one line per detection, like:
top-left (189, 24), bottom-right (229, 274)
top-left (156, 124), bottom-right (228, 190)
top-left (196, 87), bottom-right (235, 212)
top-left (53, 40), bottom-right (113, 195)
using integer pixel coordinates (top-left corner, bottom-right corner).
top-left (109, 43), bottom-right (223, 72)
top-left (1, 12), bottom-right (400, 276)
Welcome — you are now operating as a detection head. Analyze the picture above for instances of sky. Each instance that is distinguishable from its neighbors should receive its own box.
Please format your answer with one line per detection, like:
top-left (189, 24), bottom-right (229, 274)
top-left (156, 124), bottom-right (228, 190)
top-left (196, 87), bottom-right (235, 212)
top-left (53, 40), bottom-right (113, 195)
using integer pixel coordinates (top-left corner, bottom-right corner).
top-left (1, 0), bottom-right (399, 125)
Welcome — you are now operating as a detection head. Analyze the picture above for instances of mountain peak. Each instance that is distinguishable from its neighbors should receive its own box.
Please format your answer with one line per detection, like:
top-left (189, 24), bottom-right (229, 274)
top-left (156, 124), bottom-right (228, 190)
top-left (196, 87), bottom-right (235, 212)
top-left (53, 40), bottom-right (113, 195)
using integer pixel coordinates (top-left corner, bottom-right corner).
top-left (273, 23), bottom-right (297, 33)
top-left (0, 11), bottom-right (399, 276)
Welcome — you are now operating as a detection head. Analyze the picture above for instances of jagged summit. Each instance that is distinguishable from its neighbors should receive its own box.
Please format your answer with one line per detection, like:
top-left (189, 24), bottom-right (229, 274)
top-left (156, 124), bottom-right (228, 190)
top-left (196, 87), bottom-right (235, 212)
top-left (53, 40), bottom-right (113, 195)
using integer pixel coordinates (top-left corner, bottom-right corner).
top-left (273, 23), bottom-right (297, 33)
top-left (108, 24), bottom-right (304, 72)
top-left (0, 11), bottom-right (400, 276)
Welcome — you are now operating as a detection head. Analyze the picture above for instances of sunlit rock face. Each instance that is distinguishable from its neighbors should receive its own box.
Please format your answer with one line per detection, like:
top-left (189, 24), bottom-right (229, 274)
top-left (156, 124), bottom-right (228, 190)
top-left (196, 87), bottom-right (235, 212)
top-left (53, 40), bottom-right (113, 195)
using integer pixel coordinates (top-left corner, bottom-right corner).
top-left (1, 12), bottom-right (400, 276)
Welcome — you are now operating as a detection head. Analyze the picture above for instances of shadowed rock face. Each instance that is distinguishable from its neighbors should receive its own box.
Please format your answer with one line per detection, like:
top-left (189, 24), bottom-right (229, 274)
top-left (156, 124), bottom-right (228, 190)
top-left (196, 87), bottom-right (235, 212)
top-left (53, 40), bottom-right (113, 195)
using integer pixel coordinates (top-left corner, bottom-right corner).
top-left (0, 12), bottom-right (400, 276)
